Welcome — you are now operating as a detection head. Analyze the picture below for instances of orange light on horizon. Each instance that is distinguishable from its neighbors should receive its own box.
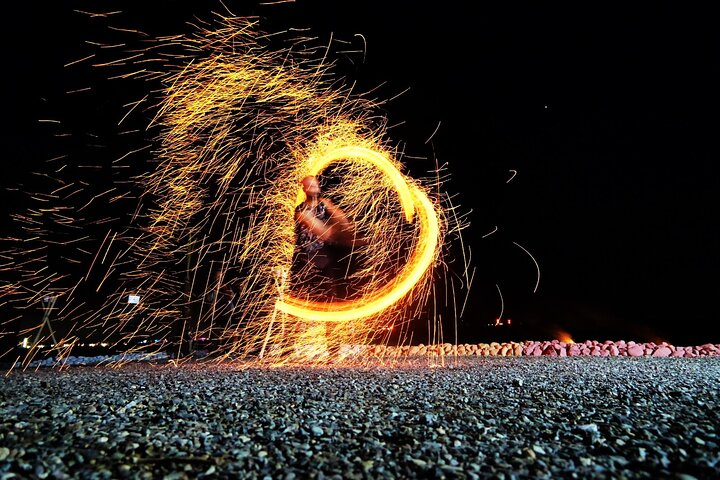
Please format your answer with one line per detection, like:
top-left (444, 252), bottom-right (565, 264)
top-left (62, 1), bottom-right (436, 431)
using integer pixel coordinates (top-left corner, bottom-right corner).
top-left (556, 329), bottom-right (574, 344)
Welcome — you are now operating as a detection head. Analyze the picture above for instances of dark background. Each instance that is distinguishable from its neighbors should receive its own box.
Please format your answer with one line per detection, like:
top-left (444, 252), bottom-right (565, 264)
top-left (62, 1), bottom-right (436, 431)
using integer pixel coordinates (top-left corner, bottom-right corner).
top-left (2, 1), bottom-right (718, 345)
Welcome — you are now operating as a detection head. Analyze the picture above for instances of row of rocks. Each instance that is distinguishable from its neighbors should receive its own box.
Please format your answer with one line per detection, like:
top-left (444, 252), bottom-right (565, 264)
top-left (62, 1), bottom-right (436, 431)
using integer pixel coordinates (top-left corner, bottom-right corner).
top-left (370, 340), bottom-right (720, 358)
top-left (522, 340), bottom-right (720, 358)
top-left (14, 341), bottom-right (719, 370)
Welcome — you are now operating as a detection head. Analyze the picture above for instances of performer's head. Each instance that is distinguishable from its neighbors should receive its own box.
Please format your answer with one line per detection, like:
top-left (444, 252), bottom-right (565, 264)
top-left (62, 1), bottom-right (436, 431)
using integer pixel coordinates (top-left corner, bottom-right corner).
top-left (301, 175), bottom-right (321, 199)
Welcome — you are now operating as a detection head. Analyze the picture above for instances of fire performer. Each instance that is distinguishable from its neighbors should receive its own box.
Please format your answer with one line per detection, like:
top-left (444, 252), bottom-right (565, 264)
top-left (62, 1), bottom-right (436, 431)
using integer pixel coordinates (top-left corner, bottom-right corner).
top-left (291, 175), bottom-right (366, 300)
top-left (290, 175), bottom-right (367, 356)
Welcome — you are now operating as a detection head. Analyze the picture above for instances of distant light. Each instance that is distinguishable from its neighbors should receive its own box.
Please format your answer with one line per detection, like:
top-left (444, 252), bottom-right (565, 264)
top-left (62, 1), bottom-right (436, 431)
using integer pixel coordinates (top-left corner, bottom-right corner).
top-left (21, 337), bottom-right (29, 349)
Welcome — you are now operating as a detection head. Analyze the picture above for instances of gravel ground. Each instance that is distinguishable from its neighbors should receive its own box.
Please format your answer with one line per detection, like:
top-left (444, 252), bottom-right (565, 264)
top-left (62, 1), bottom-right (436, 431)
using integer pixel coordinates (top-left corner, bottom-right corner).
top-left (1, 357), bottom-right (719, 479)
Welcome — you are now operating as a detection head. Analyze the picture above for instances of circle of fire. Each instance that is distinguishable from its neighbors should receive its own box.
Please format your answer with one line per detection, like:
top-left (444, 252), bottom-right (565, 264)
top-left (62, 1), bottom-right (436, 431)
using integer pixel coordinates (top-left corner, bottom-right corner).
top-left (277, 145), bottom-right (439, 322)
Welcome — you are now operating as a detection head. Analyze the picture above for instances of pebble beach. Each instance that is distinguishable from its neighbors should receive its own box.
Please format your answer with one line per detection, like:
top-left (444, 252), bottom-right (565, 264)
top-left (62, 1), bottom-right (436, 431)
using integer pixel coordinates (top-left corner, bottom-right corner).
top-left (2, 355), bottom-right (719, 479)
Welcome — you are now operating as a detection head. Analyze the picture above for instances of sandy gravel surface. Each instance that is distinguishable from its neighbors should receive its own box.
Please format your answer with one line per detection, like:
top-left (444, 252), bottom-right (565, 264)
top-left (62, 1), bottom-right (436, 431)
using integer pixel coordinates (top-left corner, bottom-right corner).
top-left (1, 357), bottom-right (719, 479)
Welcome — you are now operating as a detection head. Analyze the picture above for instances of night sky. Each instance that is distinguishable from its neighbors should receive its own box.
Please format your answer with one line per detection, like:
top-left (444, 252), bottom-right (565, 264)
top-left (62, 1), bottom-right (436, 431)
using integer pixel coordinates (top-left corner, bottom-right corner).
top-left (2, 1), bottom-right (719, 345)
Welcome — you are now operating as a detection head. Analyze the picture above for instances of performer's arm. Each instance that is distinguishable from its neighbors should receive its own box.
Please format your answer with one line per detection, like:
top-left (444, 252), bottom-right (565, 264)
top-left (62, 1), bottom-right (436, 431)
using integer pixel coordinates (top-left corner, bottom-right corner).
top-left (320, 198), bottom-right (369, 247)
top-left (295, 207), bottom-right (335, 242)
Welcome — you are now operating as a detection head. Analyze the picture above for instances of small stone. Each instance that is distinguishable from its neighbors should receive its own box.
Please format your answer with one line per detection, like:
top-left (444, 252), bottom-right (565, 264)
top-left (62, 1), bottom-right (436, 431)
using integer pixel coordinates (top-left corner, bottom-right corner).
top-left (652, 346), bottom-right (672, 357)
top-left (542, 346), bottom-right (557, 356)
top-left (578, 424), bottom-right (599, 434)
top-left (637, 447), bottom-right (647, 461)
top-left (0, 448), bottom-right (9, 462)
top-left (628, 345), bottom-right (645, 357)
top-left (34, 465), bottom-right (48, 480)
top-left (164, 473), bottom-right (185, 480)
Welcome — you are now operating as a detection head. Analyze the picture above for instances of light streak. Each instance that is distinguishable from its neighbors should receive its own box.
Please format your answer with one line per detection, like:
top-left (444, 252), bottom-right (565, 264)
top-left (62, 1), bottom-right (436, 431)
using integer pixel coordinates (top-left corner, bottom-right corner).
top-left (64, 54), bottom-right (96, 68)
top-left (482, 225), bottom-right (498, 238)
top-left (512, 241), bottom-right (540, 293)
top-left (495, 283), bottom-right (504, 321)
top-left (425, 121), bottom-right (442, 145)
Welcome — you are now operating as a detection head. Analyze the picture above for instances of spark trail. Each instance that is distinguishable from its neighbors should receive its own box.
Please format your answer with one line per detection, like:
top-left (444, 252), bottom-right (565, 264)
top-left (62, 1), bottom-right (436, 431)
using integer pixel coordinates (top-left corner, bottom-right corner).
top-left (1, 13), bottom-right (468, 368)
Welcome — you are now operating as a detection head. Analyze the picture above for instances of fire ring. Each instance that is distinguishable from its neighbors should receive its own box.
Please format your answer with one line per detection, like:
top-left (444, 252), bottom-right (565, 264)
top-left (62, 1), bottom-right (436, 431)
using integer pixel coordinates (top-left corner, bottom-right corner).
top-left (276, 145), bottom-right (440, 322)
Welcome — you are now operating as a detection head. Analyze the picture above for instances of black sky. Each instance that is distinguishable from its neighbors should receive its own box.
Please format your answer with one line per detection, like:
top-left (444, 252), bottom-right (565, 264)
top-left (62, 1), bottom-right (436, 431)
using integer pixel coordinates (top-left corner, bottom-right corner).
top-left (2, 1), bottom-right (719, 345)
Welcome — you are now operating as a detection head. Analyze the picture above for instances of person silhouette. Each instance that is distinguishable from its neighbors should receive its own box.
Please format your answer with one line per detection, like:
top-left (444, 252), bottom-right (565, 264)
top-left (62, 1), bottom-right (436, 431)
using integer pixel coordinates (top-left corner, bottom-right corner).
top-left (291, 175), bottom-right (366, 301)
top-left (290, 175), bottom-right (367, 357)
